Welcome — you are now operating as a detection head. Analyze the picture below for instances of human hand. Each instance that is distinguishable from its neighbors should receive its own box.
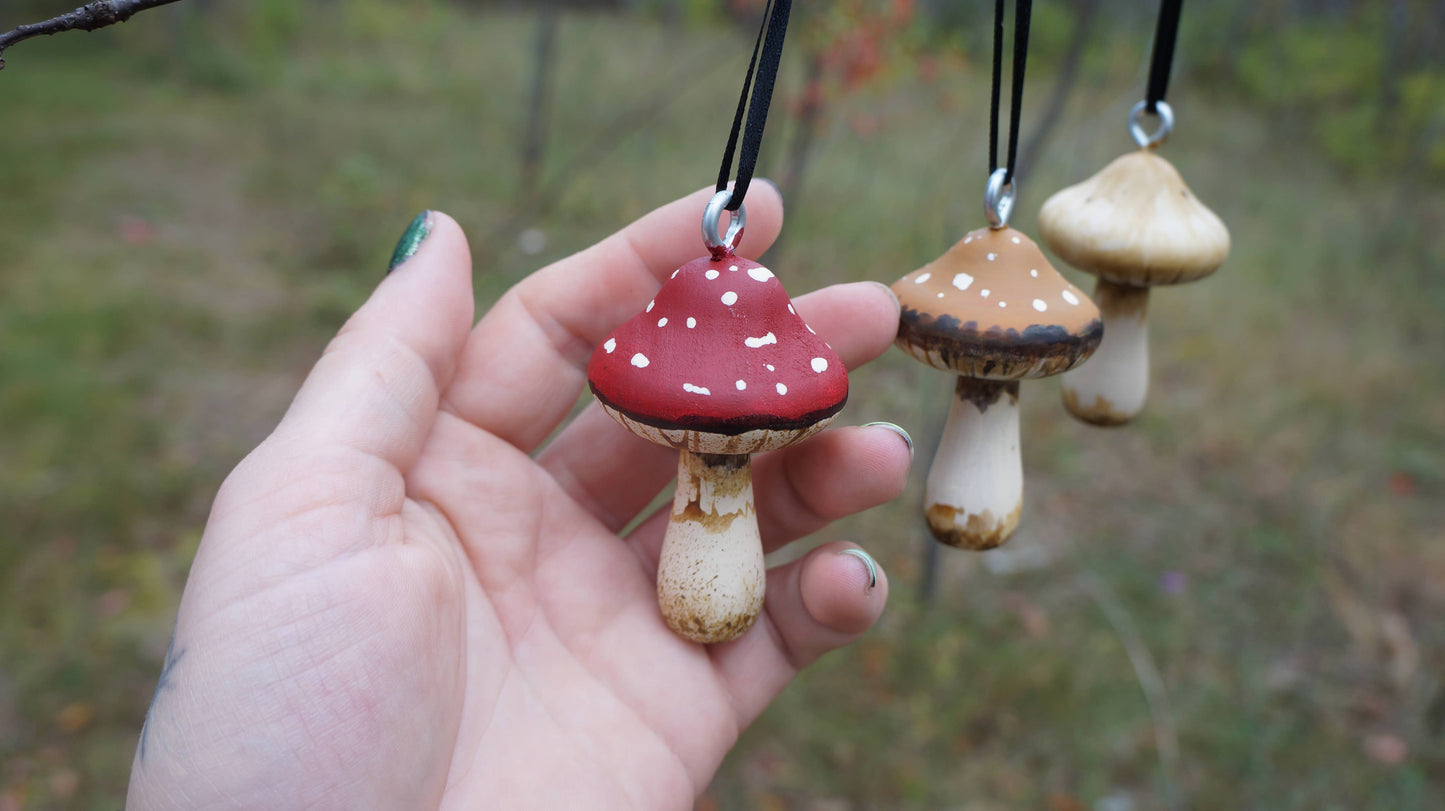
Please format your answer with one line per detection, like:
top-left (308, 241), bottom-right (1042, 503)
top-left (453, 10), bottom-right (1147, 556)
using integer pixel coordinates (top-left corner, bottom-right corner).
top-left (126, 186), bottom-right (912, 809)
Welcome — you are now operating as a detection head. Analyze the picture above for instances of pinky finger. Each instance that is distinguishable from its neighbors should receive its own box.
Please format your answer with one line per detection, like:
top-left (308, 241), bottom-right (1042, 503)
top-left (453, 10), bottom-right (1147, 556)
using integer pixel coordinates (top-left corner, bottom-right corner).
top-left (709, 541), bottom-right (888, 728)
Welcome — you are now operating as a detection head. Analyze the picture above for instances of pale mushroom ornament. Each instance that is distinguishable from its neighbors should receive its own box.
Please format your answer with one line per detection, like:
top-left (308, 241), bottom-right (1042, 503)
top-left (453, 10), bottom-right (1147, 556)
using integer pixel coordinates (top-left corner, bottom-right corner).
top-left (588, 193), bottom-right (847, 643)
top-left (1039, 1), bottom-right (1231, 426)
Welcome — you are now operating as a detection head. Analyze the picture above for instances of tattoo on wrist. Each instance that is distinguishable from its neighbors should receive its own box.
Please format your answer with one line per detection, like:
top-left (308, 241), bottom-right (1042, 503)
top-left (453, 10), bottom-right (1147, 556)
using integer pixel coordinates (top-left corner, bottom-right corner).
top-left (138, 634), bottom-right (185, 761)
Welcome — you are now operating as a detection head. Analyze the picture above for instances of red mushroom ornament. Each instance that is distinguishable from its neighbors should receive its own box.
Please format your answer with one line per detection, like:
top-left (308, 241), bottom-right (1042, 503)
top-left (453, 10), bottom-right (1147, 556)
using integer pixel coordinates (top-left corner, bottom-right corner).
top-left (588, 224), bottom-right (847, 643)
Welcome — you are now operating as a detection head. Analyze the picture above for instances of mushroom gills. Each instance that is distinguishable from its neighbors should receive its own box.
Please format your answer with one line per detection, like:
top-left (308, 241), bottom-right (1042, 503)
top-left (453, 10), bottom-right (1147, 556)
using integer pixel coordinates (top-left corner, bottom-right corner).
top-left (1060, 279), bottom-right (1149, 426)
top-left (657, 450), bottom-right (766, 643)
top-left (925, 377), bottom-right (1023, 550)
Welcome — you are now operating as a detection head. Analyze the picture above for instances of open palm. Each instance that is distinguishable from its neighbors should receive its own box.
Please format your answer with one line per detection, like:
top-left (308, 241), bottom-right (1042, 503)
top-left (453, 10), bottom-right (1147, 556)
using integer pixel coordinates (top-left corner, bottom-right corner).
top-left (126, 187), bottom-right (910, 810)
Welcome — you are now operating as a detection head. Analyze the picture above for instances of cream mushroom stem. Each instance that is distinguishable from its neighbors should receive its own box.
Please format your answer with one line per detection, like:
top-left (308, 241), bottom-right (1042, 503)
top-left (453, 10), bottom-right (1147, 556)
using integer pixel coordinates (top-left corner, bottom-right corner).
top-left (925, 377), bottom-right (1023, 550)
top-left (657, 449), bottom-right (765, 644)
top-left (1060, 279), bottom-right (1150, 426)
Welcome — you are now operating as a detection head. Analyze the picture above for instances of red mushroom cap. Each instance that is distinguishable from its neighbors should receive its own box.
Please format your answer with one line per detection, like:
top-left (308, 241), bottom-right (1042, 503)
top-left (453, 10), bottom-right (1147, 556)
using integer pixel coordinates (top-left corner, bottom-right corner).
top-left (588, 255), bottom-right (848, 444)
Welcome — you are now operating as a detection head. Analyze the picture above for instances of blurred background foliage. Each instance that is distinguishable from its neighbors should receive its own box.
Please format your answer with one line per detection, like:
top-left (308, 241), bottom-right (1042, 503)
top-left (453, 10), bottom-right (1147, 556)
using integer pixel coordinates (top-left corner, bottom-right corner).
top-left (0, 0), bottom-right (1442, 808)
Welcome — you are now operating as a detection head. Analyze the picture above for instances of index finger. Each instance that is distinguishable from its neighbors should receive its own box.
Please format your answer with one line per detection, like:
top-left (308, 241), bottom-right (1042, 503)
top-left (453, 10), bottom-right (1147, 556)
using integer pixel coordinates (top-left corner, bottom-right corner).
top-left (442, 183), bottom-right (784, 452)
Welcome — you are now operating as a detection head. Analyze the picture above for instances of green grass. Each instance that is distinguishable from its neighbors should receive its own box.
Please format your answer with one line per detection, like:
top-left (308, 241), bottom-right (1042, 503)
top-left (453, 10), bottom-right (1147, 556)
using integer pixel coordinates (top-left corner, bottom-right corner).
top-left (1, 2), bottom-right (1443, 808)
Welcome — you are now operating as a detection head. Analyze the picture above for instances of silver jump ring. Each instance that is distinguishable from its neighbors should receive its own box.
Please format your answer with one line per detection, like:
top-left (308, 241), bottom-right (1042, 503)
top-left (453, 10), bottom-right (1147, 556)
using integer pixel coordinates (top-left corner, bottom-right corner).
top-left (984, 168), bottom-right (1015, 230)
top-left (701, 190), bottom-right (747, 255)
top-left (1128, 99), bottom-right (1175, 148)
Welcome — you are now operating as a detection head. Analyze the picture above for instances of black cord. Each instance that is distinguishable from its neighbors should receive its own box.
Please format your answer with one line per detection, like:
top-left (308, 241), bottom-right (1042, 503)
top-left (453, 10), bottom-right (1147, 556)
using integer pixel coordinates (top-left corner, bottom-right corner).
top-left (1145, 0), bottom-right (1184, 113)
top-left (987, 0), bottom-right (1033, 185)
top-left (715, 0), bottom-right (793, 212)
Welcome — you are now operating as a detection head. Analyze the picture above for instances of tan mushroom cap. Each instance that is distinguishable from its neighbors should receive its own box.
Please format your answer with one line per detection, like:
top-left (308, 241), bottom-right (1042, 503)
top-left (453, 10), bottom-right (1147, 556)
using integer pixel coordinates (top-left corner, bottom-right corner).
top-left (1038, 149), bottom-right (1230, 287)
top-left (892, 227), bottom-right (1102, 380)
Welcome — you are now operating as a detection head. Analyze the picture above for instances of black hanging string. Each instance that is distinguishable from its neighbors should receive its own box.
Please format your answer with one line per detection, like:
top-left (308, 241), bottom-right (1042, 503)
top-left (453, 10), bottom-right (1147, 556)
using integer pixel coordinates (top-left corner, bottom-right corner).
top-left (1145, 0), bottom-right (1184, 113)
top-left (987, 0), bottom-right (1034, 185)
top-left (715, 0), bottom-right (793, 211)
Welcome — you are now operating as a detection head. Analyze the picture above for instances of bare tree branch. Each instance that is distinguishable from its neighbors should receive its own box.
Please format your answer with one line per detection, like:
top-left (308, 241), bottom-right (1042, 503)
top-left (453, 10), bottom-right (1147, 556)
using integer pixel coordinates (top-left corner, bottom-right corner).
top-left (0, 0), bottom-right (187, 70)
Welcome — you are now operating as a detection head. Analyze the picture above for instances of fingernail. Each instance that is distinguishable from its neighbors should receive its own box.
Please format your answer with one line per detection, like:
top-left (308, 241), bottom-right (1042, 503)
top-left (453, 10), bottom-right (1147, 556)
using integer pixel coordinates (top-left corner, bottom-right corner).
top-left (869, 280), bottom-right (901, 316)
top-left (388, 211), bottom-right (434, 274)
top-left (863, 421), bottom-right (913, 458)
top-left (837, 548), bottom-right (879, 593)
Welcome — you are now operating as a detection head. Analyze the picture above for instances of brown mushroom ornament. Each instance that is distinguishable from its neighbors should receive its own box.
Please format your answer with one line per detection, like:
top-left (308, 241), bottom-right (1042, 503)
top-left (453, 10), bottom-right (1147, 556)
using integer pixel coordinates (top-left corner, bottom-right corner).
top-left (892, 227), bottom-right (1101, 550)
top-left (1038, 149), bottom-right (1230, 425)
top-left (588, 254), bottom-right (847, 643)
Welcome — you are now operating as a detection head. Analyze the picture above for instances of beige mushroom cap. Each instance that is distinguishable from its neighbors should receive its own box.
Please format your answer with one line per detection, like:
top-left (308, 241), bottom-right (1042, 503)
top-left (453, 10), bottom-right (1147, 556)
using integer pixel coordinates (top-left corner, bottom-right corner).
top-left (1038, 149), bottom-right (1230, 287)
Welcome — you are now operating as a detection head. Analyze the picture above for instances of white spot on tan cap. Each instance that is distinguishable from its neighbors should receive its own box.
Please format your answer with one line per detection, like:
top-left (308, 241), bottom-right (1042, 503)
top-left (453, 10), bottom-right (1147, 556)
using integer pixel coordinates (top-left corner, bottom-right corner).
top-left (915, 272), bottom-right (932, 284)
top-left (1011, 236), bottom-right (1021, 244)
top-left (953, 272), bottom-right (974, 291)
top-left (1032, 299), bottom-right (1047, 312)
top-left (776, 382), bottom-right (788, 395)
top-left (744, 332), bottom-right (777, 348)
top-left (736, 380), bottom-right (747, 391)
top-left (999, 301), bottom-right (1007, 308)
top-left (937, 292), bottom-right (945, 298)
top-left (682, 383), bottom-right (711, 395)
top-left (721, 291), bottom-right (738, 306)
top-left (631, 353), bottom-right (649, 368)
top-left (705, 269), bottom-right (720, 280)
top-left (987, 252), bottom-right (998, 261)
top-left (1029, 269), bottom-right (1038, 278)
top-left (747, 266), bottom-right (773, 282)
top-left (981, 289), bottom-right (991, 298)
top-left (811, 357), bottom-right (828, 373)
top-left (686, 317), bottom-right (697, 328)
top-left (1062, 290), bottom-right (1080, 306)
top-left (604, 338), bottom-right (616, 353)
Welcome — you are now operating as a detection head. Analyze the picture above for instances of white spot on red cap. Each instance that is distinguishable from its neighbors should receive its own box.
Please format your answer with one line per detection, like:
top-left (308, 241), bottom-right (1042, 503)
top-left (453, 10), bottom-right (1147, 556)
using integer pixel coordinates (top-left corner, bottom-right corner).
top-left (736, 379), bottom-right (746, 391)
top-left (604, 338), bottom-right (616, 353)
top-left (729, 265), bottom-right (739, 272)
top-left (953, 272), bottom-right (973, 291)
top-left (721, 291), bottom-right (738, 306)
top-left (766, 364), bottom-right (775, 372)
top-left (811, 357), bottom-right (828, 373)
top-left (806, 325), bottom-right (816, 334)
top-left (631, 353), bottom-right (649, 368)
top-left (1032, 299), bottom-right (1047, 312)
top-left (1062, 290), bottom-right (1080, 306)
top-left (670, 269), bottom-right (679, 279)
top-left (747, 266), bottom-right (773, 282)
top-left (682, 383), bottom-right (711, 396)
top-left (686, 317), bottom-right (697, 328)
top-left (705, 269), bottom-right (720, 280)
top-left (915, 273), bottom-right (932, 284)
top-left (788, 304), bottom-right (795, 314)
top-left (776, 382), bottom-right (788, 395)
top-left (645, 300), bottom-right (655, 312)
top-left (744, 332), bottom-right (777, 348)
top-left (657, 317), bottom-right (668, 327)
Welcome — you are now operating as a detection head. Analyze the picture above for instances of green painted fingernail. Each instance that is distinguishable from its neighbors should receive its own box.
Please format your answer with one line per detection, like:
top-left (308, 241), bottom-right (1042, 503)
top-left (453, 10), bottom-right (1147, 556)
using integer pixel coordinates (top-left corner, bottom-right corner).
top-left (388, 211), bottom-right (433, 273)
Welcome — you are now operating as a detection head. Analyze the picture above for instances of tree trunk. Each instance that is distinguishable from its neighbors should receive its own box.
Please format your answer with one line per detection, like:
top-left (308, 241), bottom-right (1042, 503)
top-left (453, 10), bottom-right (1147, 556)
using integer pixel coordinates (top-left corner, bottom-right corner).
top-left (519, 1), bottom-right (561, 207)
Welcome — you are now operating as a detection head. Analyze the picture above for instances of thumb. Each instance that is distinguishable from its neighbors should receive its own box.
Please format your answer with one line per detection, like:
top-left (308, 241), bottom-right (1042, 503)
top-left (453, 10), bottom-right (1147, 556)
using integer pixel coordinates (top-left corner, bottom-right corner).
top-left (271, 211), bottom-right (474, 471)
top-left (211, 212), bottom-right (474, 536)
